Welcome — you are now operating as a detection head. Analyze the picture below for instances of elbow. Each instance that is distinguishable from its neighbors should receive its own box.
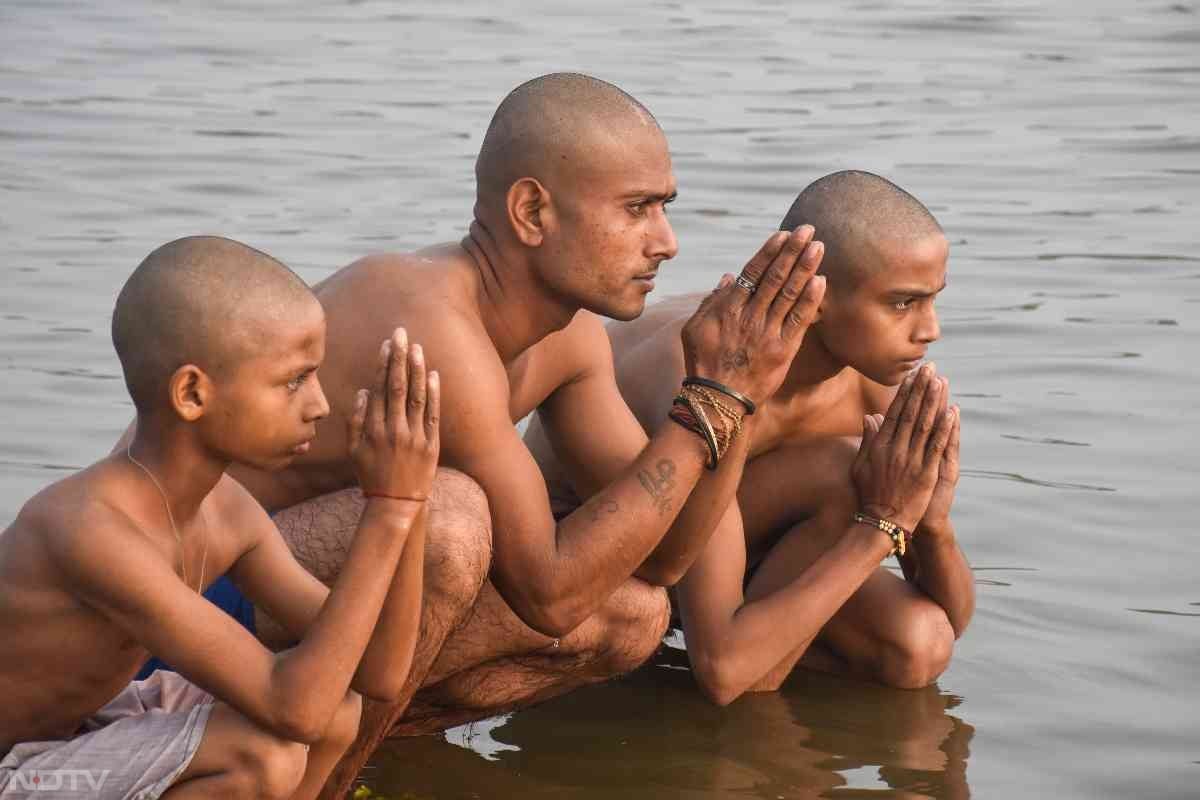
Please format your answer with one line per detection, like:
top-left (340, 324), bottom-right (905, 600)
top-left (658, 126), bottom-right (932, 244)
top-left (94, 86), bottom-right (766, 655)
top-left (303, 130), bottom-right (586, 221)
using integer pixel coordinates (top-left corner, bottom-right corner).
top-left (691, 655), bottom-right (747, 708)
top-left (271, 705), bottom-right (328, 745)
top-left (495, 572), bottom-right (584, 639)
top-left (635, 554), bottom-right (689, 588)
top-left (350, 647), bottom-right (417, 705)
top-left (519, 602), bottom-right (579, 639)
top-left (354, 666), bottom-right (412, 705)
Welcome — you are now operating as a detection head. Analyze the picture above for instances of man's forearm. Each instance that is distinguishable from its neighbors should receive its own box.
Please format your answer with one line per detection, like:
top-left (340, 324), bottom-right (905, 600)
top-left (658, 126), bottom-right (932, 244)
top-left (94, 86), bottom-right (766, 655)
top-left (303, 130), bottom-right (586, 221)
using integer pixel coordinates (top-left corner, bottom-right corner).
top-left (636, 423), bottom-right (753, 585)
top-left (514, 424), bottom-right (709, 635)
top-left (909, 520), bottom-right (974, 637)
top-left (351, 503), bottom-right (428, 700)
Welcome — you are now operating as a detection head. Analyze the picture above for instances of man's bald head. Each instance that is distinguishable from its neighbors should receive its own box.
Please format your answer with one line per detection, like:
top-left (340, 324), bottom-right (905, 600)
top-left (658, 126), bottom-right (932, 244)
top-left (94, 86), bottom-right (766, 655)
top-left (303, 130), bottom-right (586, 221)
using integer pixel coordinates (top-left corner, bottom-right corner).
top-left (112, 236), bottom-right (317, 416)
top-left (475, 72), bottom-right (662, 211)
top-left (780, 171), bottom-right (943, 291)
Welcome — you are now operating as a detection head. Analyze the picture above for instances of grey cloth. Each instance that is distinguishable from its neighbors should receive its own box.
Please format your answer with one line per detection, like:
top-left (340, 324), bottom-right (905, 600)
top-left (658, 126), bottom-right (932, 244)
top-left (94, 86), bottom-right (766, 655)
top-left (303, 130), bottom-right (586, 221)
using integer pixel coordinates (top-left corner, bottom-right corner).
top-left (0, 671), bottom-right (213, 799)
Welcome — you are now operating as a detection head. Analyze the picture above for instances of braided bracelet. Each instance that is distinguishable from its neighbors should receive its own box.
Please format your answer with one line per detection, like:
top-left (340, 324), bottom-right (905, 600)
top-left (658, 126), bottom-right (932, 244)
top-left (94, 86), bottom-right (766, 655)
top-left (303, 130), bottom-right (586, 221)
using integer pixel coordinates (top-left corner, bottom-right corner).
top-left (852, 512), bottom-right (911, 557)
top-left (670, 396), bottom-right (719, 469)
top-left (682, 376), bottom-right (757, 416)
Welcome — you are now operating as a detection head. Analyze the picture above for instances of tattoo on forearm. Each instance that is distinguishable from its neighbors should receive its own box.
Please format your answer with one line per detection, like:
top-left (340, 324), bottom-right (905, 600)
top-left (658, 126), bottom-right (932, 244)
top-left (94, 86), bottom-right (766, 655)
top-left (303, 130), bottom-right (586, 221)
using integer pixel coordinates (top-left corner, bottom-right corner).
top-left (721, 348), bottom-right (750, 372)
top-left (636, 459), bottom-right (677, 516)
top-left (590, 499), bottom-right (620, 522)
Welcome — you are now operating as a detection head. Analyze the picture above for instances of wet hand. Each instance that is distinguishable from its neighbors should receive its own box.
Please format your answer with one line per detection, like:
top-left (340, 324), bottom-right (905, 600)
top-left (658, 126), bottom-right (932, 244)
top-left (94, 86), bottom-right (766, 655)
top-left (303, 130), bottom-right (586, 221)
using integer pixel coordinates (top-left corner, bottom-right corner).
top-left (347, 328), bottom-right (441, 503)
top-left (679, 225), bottom-right (826, 406)
top-left (851, 364), bottom-right (956, 533)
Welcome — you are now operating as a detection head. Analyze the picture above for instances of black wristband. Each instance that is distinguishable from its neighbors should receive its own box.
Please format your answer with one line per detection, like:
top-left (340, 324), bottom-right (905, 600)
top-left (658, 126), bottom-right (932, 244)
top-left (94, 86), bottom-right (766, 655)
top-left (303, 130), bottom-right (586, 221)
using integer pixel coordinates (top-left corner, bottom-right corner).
top-left (681, 376), bottom-right (757, 415)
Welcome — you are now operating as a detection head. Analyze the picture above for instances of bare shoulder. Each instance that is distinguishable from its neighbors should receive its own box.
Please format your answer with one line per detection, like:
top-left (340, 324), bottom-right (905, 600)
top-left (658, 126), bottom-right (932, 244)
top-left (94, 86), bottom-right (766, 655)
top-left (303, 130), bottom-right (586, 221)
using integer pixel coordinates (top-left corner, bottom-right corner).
top-left (18, 467), bottom-right (157, 587)
top-left (539, 310), bottom-right (612, 375)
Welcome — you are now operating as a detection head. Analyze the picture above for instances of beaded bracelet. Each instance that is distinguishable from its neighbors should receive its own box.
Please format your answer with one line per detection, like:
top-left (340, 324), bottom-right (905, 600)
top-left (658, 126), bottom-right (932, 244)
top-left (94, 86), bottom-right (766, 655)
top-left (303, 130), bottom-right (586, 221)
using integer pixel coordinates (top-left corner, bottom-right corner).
top-left (852, 512), bottom-right (911, 557)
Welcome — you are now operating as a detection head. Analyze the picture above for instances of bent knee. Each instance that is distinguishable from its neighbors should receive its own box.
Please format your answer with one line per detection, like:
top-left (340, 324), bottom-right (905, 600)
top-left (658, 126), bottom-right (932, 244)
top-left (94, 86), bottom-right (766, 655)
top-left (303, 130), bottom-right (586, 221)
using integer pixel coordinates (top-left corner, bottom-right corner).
top-left (878, 606), bottom-right (955, 689)
top-left (593, 581), bottom-right (670, 676)
top-left (233, 732), bottom-right (308, 800)
top-left (426, 468), bottom-right (493, 601)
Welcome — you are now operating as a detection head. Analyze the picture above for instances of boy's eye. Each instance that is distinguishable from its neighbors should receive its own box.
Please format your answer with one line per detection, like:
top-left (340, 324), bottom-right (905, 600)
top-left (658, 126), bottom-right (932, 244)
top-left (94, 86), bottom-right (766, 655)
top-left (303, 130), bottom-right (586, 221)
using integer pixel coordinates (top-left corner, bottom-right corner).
top-left (287, 373), bottom-right (308, 392)
top-left (893, 299), bottom-right (913, 311)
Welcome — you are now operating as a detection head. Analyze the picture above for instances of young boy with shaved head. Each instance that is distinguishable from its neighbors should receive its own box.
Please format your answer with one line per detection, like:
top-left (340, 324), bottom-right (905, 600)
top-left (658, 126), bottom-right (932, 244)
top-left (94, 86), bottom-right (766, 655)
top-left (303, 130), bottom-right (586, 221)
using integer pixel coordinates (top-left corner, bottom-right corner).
top-left (533, 171), bottom-right (975, 703)
top-left (0, 236), bottom-right (438, 798)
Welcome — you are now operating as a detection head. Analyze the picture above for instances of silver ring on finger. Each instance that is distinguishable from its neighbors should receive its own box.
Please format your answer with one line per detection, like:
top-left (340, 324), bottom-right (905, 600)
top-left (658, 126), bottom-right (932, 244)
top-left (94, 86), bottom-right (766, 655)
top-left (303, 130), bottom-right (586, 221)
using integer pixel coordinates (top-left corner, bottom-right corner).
top-left (734, 274), bottom-right (758, 294)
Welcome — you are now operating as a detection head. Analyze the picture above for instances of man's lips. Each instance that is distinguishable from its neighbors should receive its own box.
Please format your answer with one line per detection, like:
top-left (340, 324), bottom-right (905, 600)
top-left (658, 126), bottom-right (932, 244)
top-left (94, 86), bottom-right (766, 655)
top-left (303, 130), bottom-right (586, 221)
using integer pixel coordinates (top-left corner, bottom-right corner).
top-left (292, 438), bottom-right (314, 455)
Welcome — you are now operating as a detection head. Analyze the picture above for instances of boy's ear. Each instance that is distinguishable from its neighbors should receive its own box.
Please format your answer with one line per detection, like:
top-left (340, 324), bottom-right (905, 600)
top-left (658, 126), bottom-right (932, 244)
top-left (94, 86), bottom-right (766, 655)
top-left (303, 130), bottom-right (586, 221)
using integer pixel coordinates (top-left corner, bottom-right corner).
top-left (168, 365), bottom-right (212, 422)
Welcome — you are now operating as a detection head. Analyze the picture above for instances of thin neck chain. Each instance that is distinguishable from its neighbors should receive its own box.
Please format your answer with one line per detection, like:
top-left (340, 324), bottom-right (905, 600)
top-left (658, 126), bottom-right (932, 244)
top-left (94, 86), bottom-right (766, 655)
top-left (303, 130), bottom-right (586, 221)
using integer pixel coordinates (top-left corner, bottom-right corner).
top-left (125, 443), bottom-right (207, 593)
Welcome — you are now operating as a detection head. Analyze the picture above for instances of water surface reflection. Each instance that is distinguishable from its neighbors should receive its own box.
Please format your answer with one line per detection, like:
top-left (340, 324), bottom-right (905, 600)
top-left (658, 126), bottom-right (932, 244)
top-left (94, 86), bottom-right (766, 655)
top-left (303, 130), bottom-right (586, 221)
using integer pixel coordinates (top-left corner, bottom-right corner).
top-left (368, 644), bottom-right (973, 800)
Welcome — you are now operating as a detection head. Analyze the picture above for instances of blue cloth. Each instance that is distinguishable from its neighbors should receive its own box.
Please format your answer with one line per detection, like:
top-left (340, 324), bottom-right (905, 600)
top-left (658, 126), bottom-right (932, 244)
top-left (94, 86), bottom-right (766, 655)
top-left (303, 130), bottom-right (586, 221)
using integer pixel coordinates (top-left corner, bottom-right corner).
top-left (136, 575), bottom-right (256, 680)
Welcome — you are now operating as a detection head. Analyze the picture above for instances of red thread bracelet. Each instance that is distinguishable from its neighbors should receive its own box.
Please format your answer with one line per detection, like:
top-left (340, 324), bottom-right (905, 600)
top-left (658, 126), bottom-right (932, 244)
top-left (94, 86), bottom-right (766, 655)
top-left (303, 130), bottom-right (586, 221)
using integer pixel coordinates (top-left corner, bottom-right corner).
top-left (363, 491), bottom-right (427, 503)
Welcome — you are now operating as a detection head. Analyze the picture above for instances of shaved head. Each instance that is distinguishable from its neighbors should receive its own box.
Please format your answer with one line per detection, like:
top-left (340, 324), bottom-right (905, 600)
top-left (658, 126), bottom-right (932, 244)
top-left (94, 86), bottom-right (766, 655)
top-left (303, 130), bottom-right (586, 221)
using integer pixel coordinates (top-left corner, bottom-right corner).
top-left (780, 171), bottom-right (943, 290)
top-left (475, 72), bottom-right (662, 209)
top-left (112, 236), bottom-right (317, 415)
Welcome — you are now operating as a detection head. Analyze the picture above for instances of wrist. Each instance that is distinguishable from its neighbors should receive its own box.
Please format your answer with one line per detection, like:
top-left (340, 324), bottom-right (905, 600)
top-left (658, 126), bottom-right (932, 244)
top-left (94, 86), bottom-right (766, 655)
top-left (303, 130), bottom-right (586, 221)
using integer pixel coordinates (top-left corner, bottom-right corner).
top-left (917, 517), bottom-right (955, 541)
top-left (360, 493), bottom-right (425, 521)
top-left (860, 504), bottom-right (918, 533)
top-left (852, 511), bottom-right (912, 557)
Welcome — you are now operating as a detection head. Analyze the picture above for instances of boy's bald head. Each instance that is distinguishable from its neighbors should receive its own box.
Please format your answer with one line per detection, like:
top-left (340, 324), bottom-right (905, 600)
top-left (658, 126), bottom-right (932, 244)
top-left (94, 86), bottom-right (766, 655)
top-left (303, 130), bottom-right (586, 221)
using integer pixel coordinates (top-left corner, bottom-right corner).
top-left (475, 72), bottom-right (662, 210)
top-left (112, 236), bottom-right (317, 416)
top-left (780, 171), bottom-right (943, 291)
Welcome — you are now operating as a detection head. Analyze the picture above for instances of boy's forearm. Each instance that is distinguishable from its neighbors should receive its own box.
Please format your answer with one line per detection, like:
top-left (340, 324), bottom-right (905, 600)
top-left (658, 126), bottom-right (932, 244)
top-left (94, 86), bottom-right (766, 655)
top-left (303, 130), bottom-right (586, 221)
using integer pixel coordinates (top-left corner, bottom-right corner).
top-left (352, 503), bottom-right (428, 699)
top-left (637, 425), bottom-right (752, 586)
top-left (270, 500), bottom-right (417, 734)
top-left (910, 520), bottom-right (975, 636)
top-left (691, 524), bottom-right (892, 704)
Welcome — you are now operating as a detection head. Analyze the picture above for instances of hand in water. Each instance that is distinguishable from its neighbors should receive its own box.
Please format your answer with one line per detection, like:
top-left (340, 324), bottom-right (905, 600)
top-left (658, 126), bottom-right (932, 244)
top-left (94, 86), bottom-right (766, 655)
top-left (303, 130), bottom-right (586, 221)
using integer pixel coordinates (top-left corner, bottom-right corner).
top-left (679, 225), bottom-right (826, 405)
top-left (852, 364), bottom-right (956, 532)
top-left (348, 327), bottom-right (441, 502)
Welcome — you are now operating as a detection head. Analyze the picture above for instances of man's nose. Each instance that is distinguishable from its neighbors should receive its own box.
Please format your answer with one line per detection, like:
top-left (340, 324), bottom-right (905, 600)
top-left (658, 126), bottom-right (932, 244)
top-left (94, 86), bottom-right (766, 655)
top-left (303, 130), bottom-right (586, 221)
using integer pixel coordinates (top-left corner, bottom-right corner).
top-left (648, 209), bottom-right (679, 262)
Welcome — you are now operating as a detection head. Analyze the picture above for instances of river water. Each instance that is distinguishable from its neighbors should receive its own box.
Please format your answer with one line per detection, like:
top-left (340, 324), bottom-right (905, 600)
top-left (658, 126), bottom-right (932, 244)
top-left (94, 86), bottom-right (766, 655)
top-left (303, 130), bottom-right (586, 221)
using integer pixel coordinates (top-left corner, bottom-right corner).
top-left (1, 1), bottom-right (1197, 798)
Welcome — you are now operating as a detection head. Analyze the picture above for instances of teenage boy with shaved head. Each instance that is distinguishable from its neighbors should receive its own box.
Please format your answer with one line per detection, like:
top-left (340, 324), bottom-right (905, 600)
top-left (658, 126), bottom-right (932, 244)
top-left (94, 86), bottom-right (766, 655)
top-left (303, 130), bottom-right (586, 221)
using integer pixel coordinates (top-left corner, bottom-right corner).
top-left (534, 171), bottom-right (975, 704)
top-left (0, 237), bottom-right (437, 798)
top-left (225, 72), bottom-right (832, 795)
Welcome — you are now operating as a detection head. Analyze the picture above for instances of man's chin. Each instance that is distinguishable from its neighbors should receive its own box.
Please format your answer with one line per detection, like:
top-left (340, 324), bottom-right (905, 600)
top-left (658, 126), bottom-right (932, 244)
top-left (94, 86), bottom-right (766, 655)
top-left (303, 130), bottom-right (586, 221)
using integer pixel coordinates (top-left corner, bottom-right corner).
top-left (590, 296), bottom-right (647, 322)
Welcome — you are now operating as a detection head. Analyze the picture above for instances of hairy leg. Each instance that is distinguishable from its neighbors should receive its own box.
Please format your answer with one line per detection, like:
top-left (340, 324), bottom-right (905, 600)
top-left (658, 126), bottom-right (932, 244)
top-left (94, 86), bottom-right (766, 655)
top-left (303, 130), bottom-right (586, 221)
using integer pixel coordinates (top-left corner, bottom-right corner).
top-left (395, 574), bottom-right (671, 736)
top-left (259, 468), bottom-right (492, 800)
top-left (165, 691), bottom-right (360, 800)
top-left (738, 438), bottom-right (956, 690)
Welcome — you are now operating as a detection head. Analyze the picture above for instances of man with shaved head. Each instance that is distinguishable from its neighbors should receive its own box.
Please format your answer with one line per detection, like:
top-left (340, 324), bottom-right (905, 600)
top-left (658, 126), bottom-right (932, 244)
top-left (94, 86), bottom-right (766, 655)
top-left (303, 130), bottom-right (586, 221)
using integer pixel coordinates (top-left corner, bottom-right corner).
top-left (1, 236), bottom-right (439, 797)
top-left (225, 72), bottom-right (835, 794)
top-left (532, 171), bottom-right (976, 704)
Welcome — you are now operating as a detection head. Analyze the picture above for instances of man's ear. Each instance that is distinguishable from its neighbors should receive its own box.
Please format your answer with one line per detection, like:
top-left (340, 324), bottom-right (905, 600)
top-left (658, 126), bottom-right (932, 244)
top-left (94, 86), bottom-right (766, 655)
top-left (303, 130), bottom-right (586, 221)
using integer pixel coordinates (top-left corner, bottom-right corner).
top-left (506, 177), bottom-right (552, 247)
top-left (167, 364), bottom-right (212, 422)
